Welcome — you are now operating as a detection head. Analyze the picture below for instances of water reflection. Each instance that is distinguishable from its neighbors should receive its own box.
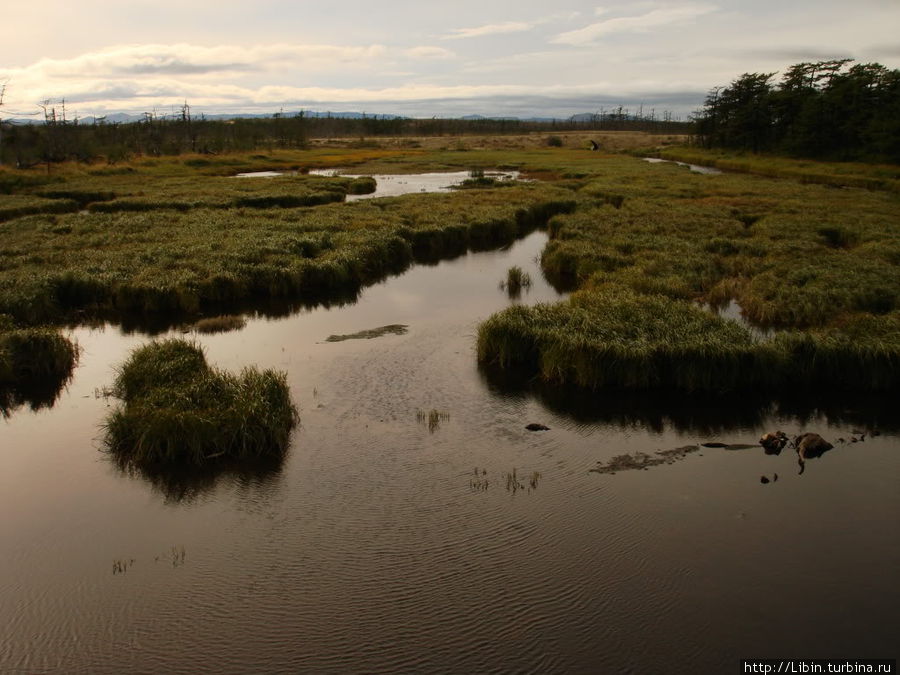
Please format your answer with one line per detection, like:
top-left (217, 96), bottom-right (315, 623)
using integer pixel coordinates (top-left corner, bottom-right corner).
top-left (108, 452), bottom-right (285, 505)
top-left (0, 367), bottom-right (76, 417)
top-left (1, 380), bottom-right (68, 417)
top-left (480, 362), bottom-right (900, 434)
top-left (642, 157), bottom-right (723, 175)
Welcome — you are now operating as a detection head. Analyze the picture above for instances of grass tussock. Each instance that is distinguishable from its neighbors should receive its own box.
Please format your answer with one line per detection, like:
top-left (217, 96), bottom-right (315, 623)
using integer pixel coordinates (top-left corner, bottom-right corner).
top-left (104, 339), bottom-right (298, 466)
top-left (500, 266), bottom-right (532, 297)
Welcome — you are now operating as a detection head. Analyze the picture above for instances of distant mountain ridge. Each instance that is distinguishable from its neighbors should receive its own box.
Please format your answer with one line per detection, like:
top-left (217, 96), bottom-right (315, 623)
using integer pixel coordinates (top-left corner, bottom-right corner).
top-left (5, 110), bottom-right (599, 125)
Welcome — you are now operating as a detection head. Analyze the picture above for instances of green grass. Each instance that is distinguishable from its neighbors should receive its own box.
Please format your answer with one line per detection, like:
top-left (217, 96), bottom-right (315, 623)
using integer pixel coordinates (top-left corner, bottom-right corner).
top-left (104, 339), bottom-right (298, 466)
top-left (476, 151), bottom-right (899, 392)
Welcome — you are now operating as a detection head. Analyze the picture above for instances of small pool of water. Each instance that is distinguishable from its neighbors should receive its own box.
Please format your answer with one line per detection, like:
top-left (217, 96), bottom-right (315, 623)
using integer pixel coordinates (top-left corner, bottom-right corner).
top-left (310, 169), bottom-right (522, 200)
top-left (234, 170), bottom-right (285, 178)
top-left (643, 157), bottom-right (722, 175)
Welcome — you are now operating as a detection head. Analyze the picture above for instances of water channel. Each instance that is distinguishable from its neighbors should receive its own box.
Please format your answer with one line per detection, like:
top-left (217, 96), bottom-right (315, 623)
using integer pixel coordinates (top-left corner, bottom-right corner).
top-left (1, 188), bottom-right (898, 672)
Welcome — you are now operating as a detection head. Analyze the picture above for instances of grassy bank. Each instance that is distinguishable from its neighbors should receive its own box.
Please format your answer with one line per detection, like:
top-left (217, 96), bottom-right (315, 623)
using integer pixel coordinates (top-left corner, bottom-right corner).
top-left (0, 185), bottom-right (574, 324)
top-left (478, 287), bottom-right (899, 392)
top-left (654, 147), bottom-right (900, 192)
top-left (104, 339), bottom-right (298, 466)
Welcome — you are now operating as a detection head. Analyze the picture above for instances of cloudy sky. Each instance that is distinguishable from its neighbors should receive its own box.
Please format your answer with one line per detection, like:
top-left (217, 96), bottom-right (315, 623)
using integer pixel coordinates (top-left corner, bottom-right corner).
top-left (2, 0), bottom-right (899, 119)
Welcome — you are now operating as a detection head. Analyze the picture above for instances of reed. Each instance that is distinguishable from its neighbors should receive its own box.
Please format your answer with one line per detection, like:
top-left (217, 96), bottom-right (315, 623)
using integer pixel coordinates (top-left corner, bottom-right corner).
top-left (417, 408), bottom-right (449, 433)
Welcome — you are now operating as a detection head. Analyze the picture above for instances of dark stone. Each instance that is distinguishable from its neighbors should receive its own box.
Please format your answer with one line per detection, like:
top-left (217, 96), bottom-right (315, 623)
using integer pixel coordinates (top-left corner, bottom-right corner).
top-left (525, 423), bottom-right (550, 431)
top-left (760, 476), bottom-right (770, 484)
top-left (795, 432), bottom-right (834, 459)
top-left (759, 431), bottom-right (788, 455)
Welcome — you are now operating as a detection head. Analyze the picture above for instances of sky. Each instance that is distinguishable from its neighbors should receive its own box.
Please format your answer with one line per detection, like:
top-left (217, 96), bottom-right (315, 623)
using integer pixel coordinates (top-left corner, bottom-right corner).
top-left (2, 0), bottom-right (899, 120)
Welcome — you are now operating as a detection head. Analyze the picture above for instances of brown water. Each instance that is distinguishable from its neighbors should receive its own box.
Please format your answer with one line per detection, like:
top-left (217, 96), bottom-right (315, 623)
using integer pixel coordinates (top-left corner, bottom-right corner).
top-left (1, 231), bottom-right (898, 674)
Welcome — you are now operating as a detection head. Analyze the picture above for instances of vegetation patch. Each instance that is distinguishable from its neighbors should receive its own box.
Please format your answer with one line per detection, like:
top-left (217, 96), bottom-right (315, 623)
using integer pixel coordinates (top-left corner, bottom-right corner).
top-left (190, 315), bottom-right (247, 334)
top-left (103, 339), bottom-right (298, 467)
top-left (500, 266), bottom-right (532, 297)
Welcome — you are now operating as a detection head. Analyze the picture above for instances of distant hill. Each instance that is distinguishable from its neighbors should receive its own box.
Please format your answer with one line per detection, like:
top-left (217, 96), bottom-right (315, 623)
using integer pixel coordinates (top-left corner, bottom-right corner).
top-left (5, 110), bottom-right (593, 126)
top-left (6, 110), bottom-right (408, 125)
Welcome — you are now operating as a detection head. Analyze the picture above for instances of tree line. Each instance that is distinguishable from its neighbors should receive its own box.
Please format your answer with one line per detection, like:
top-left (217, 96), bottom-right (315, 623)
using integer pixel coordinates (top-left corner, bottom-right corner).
top-left (693, 60), bottom-right (900, 162)
top-left (0, 101), bottom-right (689, 167)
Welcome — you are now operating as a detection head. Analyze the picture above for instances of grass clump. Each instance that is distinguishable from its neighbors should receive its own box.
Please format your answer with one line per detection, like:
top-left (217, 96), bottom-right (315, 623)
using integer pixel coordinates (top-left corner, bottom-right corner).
top-left (500, 266), bottom-right (532, 297)
top-left (104, 339), bottom-right (298, 466)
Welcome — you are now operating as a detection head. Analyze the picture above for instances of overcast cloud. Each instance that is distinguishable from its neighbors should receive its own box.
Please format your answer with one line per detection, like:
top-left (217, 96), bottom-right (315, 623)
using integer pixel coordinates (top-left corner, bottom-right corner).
top-left (2, 0), bottom-right (898, 119)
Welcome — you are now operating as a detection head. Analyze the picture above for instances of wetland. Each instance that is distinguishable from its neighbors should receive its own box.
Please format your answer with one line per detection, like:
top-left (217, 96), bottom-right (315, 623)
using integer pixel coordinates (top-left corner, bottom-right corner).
top-left (1, 138), bottom-right (898, 673)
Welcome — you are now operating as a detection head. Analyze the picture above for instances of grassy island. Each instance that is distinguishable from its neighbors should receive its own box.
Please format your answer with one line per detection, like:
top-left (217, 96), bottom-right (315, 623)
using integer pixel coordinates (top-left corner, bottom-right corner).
top-left (103, 339), bottom-right (298, 466)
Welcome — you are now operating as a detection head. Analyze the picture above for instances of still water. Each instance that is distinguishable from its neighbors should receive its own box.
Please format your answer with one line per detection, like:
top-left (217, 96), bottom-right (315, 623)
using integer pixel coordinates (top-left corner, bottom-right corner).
top-left (643, 157), bottom-right (723, 175)
top-left (1, 230), bottom-right (898, 673)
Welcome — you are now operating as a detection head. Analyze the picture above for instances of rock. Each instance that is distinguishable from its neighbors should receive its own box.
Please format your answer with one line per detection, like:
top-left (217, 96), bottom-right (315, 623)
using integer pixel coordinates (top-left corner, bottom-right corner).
top-left (525, 423), bottom-right (550, 431)
top-left (760, 476), bottom-right (770, 484)
top-left (759, 431), bottom-right (788, 454)
top-left (794, 432), bottom-right (834, 460)
top-left (773, 473), bottom-right (778, 482)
